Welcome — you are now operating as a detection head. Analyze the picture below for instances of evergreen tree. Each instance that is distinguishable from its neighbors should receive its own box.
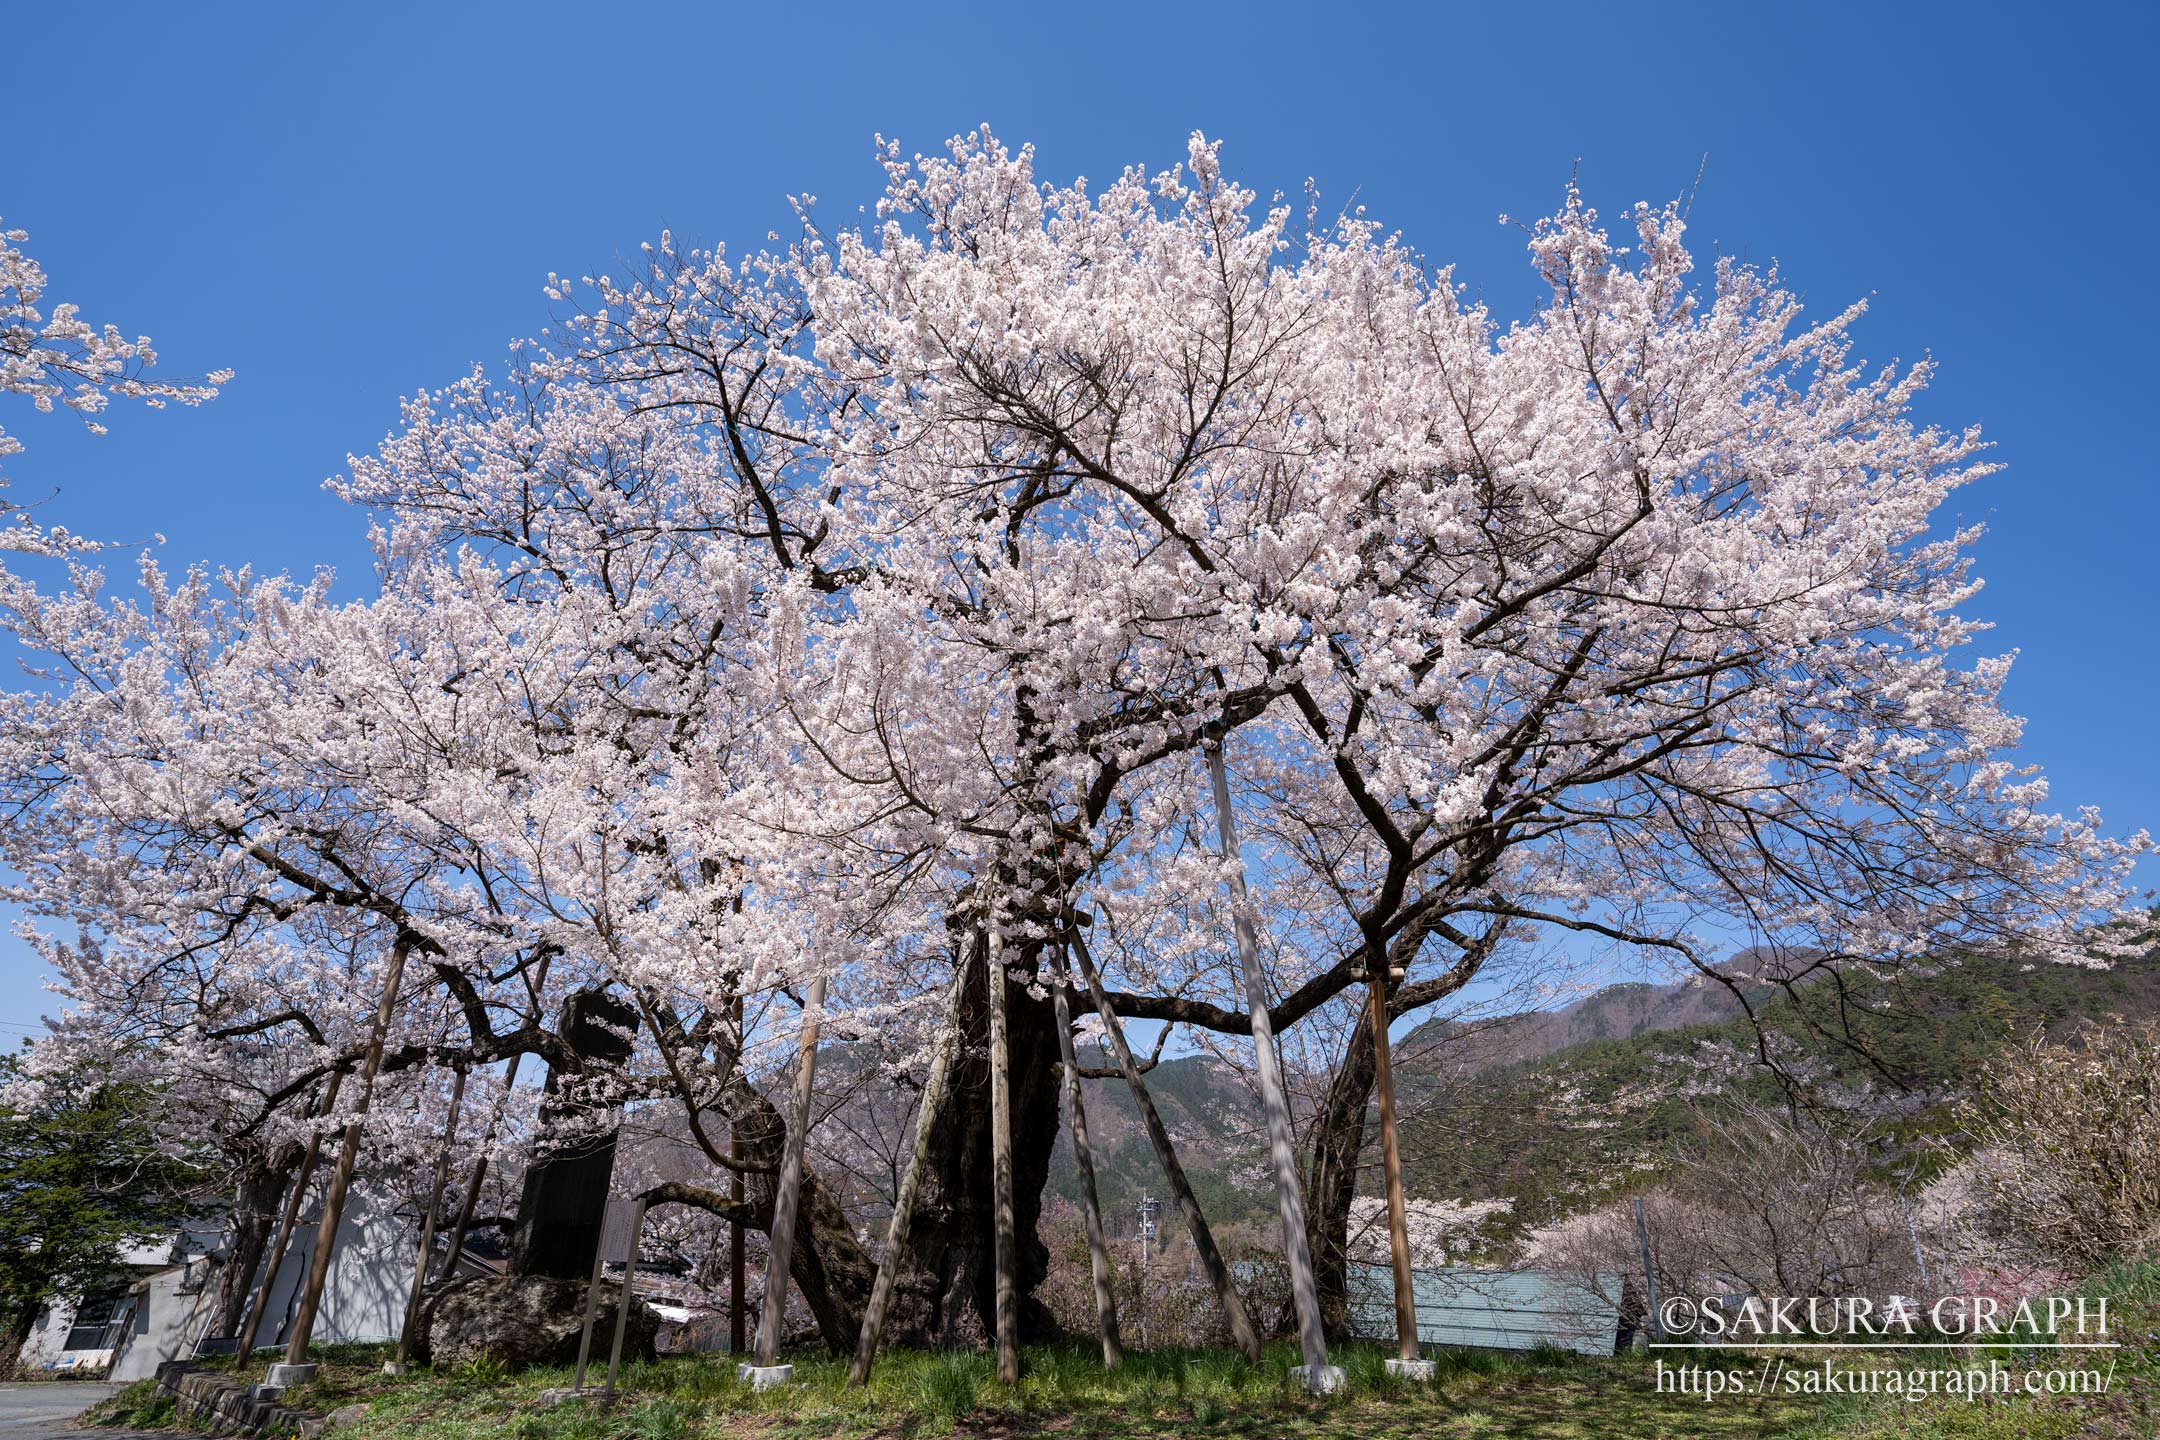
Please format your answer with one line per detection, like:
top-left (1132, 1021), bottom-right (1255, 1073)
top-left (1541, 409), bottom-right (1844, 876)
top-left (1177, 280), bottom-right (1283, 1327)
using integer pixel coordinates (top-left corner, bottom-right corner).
top-left (0, 1048), bottom-right (206, 1376)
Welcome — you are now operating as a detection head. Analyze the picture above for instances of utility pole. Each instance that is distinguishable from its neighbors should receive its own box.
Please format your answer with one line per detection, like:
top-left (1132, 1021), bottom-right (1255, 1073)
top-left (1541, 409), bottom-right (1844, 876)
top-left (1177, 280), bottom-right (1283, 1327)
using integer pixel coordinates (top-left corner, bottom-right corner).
top-left (1138, 1195), bottom-right (1159, 1351)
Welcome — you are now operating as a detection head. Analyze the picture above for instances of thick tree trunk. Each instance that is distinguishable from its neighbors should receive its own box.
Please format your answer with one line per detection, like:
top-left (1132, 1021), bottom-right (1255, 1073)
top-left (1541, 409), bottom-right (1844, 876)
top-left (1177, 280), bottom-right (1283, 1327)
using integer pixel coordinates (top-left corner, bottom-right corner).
top-left (1300, 931), bottom-right (1493, 1342)
top-left (645, 942), bottom-right (1066, 1360)
top-left (851, 963), bottom-right (967, 1383)
top-left (213, 1156), bottom-right (294, 1337)
top-left (643, 1078), bottom-right (877, 1356)
top-left (754, 975), bottom-right (827, 1367)
top-left (1302, 992), bottom-right (1378, 1340)
top-left (858, 940), bottom-right (1062, 1352)
top-left (0, 1298), bottom-right (41, 1381)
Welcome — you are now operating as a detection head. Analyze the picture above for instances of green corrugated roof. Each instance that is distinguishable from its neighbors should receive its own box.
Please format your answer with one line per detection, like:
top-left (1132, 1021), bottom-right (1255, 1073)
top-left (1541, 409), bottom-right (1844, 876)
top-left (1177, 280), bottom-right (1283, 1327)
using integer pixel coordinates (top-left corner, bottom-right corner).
top-left (1344, 1264), bottom-right (1621, 1357)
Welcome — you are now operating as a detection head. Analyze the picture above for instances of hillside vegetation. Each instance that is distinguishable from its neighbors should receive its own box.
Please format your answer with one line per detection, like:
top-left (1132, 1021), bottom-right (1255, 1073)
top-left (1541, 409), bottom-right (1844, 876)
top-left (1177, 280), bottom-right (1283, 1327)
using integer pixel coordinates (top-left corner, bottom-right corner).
top-left (1043, 947), bottom-right (2160, 1241)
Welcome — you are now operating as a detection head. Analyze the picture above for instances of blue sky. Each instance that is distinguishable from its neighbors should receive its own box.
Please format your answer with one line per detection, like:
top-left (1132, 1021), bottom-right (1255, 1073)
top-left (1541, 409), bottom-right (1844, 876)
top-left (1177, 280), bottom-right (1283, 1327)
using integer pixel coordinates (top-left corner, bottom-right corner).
top-left (3, 1), bottom-right (2155, 1034)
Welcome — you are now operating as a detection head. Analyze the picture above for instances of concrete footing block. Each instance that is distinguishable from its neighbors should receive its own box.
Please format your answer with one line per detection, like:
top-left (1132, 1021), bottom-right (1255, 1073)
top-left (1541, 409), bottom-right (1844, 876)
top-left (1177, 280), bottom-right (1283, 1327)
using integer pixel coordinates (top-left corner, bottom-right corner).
top-left (1385, 1357), bottom-right (1437, 1381)
top-left (536, 1386), bottom-right (590, 1406)
top-left (738, 1362), bottom-right (794, 1390)
top-left (264, 1362), bottom-right (317, 1389)
top-left (1291, 1363), bottom-right (1346, 1395)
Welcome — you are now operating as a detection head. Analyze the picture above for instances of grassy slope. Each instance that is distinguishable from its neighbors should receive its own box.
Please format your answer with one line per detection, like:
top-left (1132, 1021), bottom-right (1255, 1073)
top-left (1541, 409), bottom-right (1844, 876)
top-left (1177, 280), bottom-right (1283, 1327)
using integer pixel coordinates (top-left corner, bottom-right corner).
top-left (91, 1340), bottom-right (1824, 1440)
top-left (86, 1259), bottom-right (2158, 1440)
top-left (1775, 1256), bottom-right (2159, 1440)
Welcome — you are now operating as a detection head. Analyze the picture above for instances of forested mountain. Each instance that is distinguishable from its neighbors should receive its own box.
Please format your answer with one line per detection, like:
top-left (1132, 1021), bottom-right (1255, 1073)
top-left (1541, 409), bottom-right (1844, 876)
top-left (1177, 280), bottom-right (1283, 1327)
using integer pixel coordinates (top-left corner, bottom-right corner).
top-left (1044, 945), bottom-right (2160, 1242)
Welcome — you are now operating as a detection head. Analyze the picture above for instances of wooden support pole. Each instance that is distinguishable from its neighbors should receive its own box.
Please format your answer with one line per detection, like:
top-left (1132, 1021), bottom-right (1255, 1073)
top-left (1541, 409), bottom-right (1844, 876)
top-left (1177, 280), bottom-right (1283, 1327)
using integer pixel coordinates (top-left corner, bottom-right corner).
top-left (1068, 929), bottom-right (1261, 1363)
top-left (1047, 943), bottom-right (1122, 1369)
top-left (390, 1066), bottom-right (467, 1370)
top-left (1368, 970), bottom-right (1420, 1363)
top-left (728, 992), bottom-right (746, 1358)
top-left (572, 1221), bottom-right (610, 1391)
top-left (1206, 740), bottom-right (1330, 1377)
top-left (752, 973), bottom-right (827, 1369)
top-left (440, 1052), bottom-right (520, 1284)
top-left (986, 917), bottom-right (1020, 1386)
top-left (604, 1197), bottom-right (648, 1401)
top-left (443, 950), bottom-right (552, 1282)
top-left (849, 961), bottom-right (969, 1385)
top-left (279, 937), bottom-right (411, 1373)
top-left (235, 1069), bottom-right (344, 1359)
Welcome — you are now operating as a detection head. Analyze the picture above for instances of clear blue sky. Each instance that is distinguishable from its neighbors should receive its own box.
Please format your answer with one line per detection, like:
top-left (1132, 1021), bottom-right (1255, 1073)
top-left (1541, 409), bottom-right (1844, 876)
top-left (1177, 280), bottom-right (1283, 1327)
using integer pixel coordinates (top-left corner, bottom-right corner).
top-left (3, 1), bottom-right (2155, 1034)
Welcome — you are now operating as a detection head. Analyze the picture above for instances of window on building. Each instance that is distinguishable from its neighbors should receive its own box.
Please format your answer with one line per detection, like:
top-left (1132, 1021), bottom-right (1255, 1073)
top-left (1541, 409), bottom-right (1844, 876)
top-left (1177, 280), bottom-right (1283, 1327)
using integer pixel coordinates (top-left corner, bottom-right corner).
top-left (62, 1293), bottom-right (132, 1353)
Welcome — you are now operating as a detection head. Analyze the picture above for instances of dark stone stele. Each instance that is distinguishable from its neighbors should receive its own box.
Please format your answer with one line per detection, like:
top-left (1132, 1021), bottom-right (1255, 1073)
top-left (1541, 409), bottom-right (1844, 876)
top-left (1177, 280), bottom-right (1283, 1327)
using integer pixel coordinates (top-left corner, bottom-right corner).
top-left (511, 986), bottom-right (639, 1281)
top-left (415, 1274), bottom-right (660, 1371)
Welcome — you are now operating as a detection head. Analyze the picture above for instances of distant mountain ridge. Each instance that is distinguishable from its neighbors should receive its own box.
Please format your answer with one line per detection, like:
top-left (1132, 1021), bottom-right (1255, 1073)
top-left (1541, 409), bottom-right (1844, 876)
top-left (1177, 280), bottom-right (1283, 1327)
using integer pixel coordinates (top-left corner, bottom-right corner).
top-left (1048, 942), bottom-right (2160, 1234)
top-left (1399, 947), bottom-right (1830, 1073)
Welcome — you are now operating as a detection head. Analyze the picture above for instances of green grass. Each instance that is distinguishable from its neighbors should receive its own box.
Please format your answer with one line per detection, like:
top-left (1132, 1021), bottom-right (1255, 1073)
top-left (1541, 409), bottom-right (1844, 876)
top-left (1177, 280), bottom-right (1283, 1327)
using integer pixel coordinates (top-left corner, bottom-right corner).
top-left (81, 1338), bottom-right (1824, 1439)
top-left (85, 1378), bottom-right (178, 1430)
top-left (75, 1266), bottom-right (2160, 1440)
top-left (1770, 1257), bottom-right (2159, 1440)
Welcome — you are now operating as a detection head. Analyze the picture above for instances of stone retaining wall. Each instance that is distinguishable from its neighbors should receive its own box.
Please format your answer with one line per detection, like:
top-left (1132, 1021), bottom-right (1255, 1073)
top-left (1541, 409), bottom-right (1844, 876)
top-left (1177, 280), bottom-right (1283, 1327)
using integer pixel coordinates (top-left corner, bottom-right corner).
top-left (153, 1361), bottom-right (330, 1439)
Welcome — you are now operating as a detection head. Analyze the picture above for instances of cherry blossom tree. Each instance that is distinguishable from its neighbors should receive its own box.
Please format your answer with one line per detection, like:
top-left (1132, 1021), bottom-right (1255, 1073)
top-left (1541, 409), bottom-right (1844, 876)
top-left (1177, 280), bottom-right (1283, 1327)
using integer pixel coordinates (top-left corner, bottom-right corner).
top-left (786, 128), bottom-right (2146, 1326)
top-left (1, 218), bottom-right (229, 554)
top-left (0, 130), bottom-right (2144, 1365)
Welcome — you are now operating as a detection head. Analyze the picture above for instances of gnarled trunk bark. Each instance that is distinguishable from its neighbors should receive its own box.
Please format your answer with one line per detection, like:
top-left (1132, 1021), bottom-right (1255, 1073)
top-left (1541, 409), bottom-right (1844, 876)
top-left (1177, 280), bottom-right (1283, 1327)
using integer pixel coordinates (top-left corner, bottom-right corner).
top-left (1301, 996), bottom-right (1379, 1340)
top-left (214, 1153), bottom-right (295, 1337)
top-left (645, 946), bottom-right (1065, 1358)
top-left (884, 941), bottom-right (1062, 1350)
top-left (1, 1299), bottom-right (42, 1381)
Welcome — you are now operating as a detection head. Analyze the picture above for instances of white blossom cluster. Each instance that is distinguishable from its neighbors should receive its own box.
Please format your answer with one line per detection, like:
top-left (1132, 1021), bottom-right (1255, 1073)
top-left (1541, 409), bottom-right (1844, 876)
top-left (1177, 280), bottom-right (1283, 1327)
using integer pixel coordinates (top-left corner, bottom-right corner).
top-left (0, 132), bottom-right (2143, 1180)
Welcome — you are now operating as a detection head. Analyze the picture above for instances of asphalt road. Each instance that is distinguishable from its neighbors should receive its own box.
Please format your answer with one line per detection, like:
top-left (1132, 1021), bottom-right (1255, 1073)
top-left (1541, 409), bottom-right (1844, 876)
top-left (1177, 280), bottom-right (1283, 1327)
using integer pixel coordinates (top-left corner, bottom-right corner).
top-left (0, 1381), bottom-right (153, 1438)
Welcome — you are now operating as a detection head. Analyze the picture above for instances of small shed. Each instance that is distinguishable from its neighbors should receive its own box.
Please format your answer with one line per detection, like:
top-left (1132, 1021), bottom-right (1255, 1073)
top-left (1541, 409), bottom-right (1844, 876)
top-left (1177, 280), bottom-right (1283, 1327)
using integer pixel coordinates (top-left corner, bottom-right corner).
top-left (1344, 1264), bottom-right (1621, 1357)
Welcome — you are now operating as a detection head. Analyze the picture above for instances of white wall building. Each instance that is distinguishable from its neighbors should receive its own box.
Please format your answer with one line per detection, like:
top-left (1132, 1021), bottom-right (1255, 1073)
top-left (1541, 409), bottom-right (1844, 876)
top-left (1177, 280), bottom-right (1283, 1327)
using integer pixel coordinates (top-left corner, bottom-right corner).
top-left (20, 1199), bottom-right (415, 1382)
